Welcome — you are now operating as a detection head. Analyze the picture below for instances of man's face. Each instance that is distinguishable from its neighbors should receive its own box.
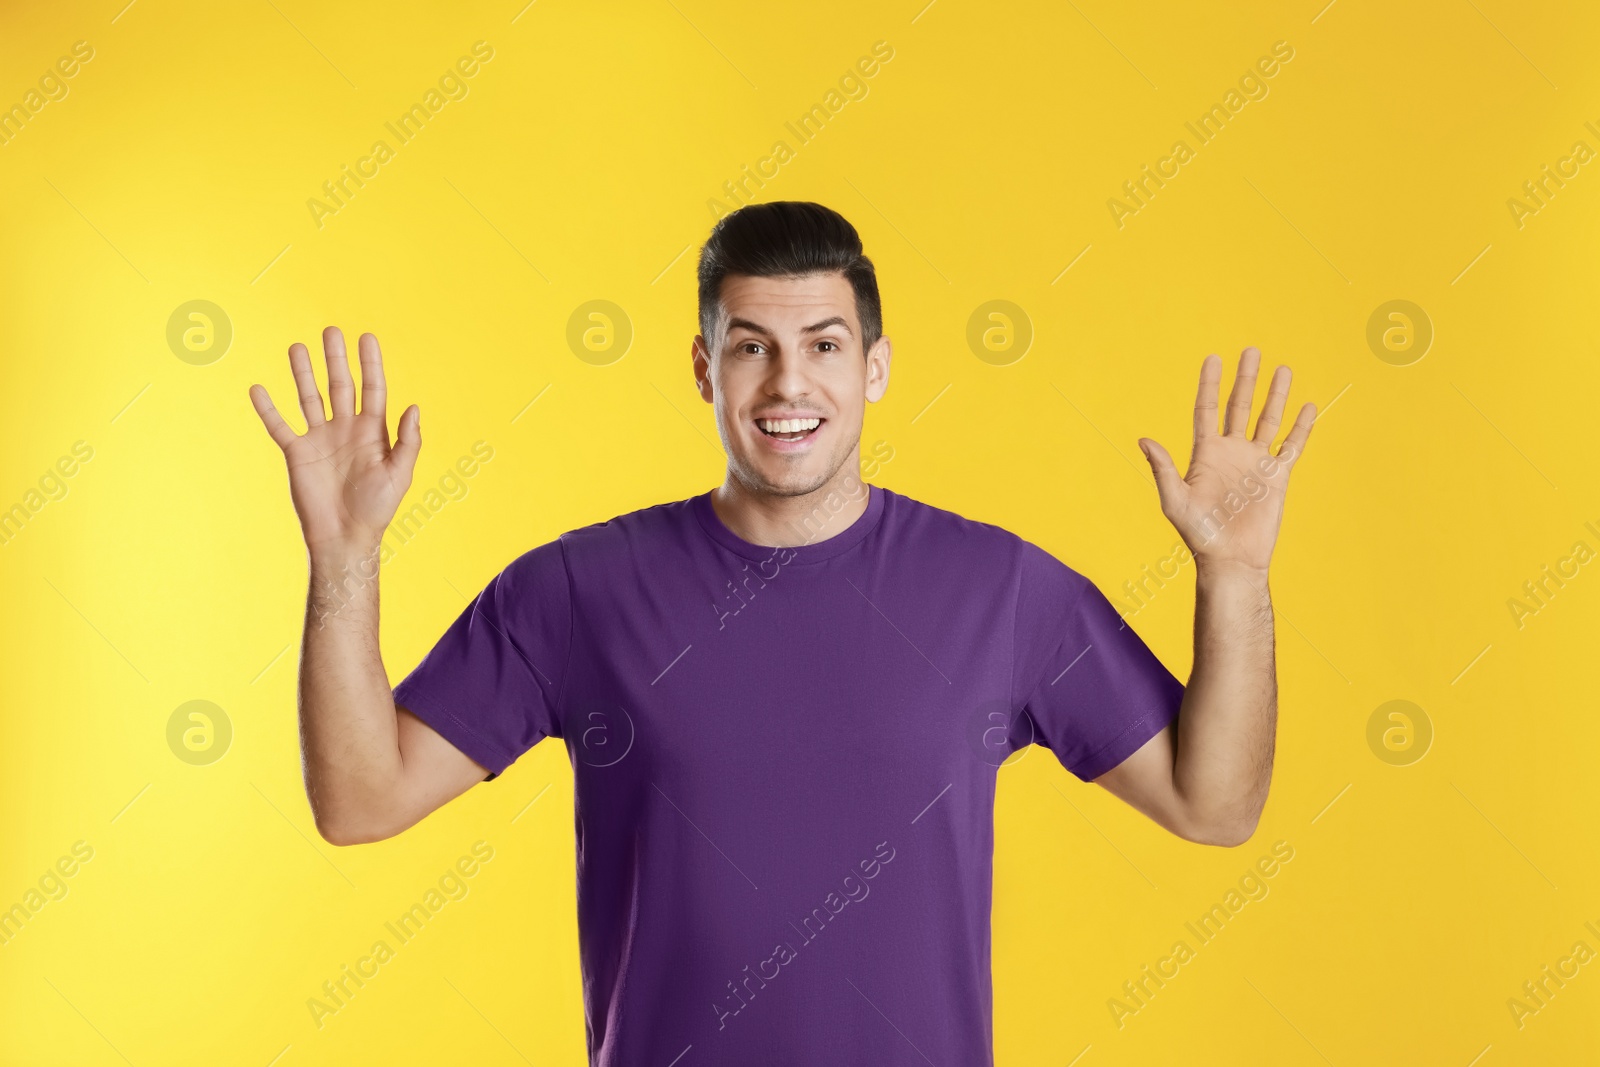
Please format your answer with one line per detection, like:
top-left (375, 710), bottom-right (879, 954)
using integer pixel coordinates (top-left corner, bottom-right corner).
top-left (693, 271), bottom-right (891, 498)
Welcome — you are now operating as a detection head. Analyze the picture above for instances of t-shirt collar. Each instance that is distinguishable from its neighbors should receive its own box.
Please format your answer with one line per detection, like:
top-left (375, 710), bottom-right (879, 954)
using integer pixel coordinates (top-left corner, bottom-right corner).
top-left (692, 481), bottom-right (886, 564)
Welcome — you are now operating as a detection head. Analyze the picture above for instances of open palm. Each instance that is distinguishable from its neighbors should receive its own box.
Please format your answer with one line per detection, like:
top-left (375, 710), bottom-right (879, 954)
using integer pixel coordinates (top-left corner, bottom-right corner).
top-left (1138, 347), bottom-right (1315, 575)
top-left (249, 328), bottom-right (421, 554)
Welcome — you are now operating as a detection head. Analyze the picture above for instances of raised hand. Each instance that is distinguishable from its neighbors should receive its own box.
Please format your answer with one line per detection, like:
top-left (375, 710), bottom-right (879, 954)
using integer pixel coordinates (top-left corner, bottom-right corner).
top-left (1137, 347), bottom-right (1315, 577)
top-left (249, 328), bottom-right (421, 555)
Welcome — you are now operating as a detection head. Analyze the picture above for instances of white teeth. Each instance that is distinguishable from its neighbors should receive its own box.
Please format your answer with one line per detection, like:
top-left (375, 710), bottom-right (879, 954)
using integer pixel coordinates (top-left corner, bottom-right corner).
top-left (758, 417), bottom-right (821, 434)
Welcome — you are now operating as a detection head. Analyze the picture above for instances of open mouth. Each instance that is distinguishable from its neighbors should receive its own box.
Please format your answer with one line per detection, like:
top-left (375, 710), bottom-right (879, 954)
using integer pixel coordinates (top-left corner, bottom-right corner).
top-left (756, 416), bottom-right (824, 444)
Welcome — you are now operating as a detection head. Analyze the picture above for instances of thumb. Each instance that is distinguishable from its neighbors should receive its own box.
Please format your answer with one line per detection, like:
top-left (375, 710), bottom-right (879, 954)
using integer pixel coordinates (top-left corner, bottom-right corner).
top-left (388, 404), bottom-right (422, 478)
top-left (1138, 437), bottom-right (1184, 503)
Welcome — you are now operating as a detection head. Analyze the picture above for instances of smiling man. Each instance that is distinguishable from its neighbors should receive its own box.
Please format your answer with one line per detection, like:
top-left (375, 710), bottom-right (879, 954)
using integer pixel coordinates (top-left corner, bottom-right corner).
top-left (250, 200), bottom-right (1316, 1066)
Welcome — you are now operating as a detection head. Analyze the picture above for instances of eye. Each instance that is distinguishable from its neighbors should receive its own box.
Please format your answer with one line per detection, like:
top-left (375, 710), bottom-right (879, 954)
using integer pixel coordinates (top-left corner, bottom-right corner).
top-left (816, 340), bottom-right (839, 352)
top-left (736, 341), bottom-right (765, 356)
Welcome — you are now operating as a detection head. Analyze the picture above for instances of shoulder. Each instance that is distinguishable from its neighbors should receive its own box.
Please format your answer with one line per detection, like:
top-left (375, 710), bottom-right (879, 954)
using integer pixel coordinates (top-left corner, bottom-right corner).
top-left (880, 488), bottom-right (1065, 564)
top-left (541, 494), bottom-right (703, 577)
top-left (558, 494), bottom-right (693, 545)
top-left (879, 486), bottom-right (1019, 548)
top-left (883, 488), bottom-right (1092, 595)
top-left (497, 496), bottom-right (697, 599)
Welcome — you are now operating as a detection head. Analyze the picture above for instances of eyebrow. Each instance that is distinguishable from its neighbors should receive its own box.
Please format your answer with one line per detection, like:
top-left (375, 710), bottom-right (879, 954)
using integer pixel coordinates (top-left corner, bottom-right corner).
top-left (725, 315), bottom-right (854, 338)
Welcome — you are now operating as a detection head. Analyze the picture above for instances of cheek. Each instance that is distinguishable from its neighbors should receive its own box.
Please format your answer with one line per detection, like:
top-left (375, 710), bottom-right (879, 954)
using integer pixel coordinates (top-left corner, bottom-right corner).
top-left (831, 385), bottom-right (869, 425)
top-left (707, 373), bottom-right (748, 423)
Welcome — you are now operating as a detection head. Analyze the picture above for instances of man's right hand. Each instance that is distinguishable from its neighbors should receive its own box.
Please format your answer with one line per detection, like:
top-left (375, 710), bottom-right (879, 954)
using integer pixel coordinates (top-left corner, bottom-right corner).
top-left (249, 327), bottom-right (421, 555)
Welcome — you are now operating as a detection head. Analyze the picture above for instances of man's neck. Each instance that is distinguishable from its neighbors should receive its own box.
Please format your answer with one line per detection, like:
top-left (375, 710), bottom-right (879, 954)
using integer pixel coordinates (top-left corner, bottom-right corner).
top-left (710, 464), bottom-right (871, 549)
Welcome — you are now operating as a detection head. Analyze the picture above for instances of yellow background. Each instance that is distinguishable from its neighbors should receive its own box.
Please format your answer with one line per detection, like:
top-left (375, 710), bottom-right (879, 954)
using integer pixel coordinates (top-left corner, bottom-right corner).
top-left (3, 0), bottom-right (1597, 1063)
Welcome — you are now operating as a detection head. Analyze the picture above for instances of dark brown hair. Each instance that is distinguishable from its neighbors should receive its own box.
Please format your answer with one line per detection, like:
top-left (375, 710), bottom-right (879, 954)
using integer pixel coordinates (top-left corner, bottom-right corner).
top-left (697, 201), bottom-right (883, 355)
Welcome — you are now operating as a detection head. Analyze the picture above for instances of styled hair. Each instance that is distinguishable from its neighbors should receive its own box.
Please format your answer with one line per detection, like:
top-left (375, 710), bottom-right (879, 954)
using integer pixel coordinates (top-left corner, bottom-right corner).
top-left (696, 201), bottom-right (883, 355)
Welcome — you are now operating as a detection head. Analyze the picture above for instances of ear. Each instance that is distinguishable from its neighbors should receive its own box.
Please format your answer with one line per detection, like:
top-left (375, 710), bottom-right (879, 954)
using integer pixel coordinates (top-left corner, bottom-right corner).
top-left (864, 335), bottom-right (892, 403)
top-left (692, 335), bottom-right (714, 404)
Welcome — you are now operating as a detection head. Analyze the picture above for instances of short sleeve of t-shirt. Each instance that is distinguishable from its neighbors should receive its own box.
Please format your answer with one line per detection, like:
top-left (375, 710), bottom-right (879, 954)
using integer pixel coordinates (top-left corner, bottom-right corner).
top-left (1011, 539), bottom-right (1185, 782)
top-left (391, 538), bottom-right (571, 780)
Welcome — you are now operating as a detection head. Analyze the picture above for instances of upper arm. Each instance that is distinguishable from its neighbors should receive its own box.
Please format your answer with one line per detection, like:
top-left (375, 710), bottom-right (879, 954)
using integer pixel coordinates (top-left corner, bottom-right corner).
top-left (376, 704), bottom-right (496, 838)
top-left (1094, 719), bottom-right (1256, 846)
top-left (385, 538), bottom-right (573, 818)
top-left (1011, 542), bottom-right (1185, 783)
top-left (1089, 720), bottom-right (1192, 837)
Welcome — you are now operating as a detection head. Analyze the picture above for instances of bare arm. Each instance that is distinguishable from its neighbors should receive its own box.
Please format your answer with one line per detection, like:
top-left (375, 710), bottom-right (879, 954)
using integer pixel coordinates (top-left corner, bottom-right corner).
top-left (1095, 347), bottom-right (1315, 847)
top-left (251, 327), bottom-right (487, 845)
top-left (300, 542), bottom-right (488, 844)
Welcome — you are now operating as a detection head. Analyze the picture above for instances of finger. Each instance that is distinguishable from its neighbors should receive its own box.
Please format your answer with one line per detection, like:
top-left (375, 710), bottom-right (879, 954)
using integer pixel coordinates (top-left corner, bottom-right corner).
top-left (358, 332), bottom-right (387, 417)
top-left (1277, 402), bottom-right (1317, 465)
top-left (1138, 437), bottom-right (1185, 504)
top-left (323, 326), bottom-right (356, 419)
top-left (288, 342), bottom-right (326, 427)
top-left (1223, 346), bottom-right (1261, 437)
top-left (249, 384), bottom-right (298, 451)
top-left (387, 404), bottom-right (422, 478)
top-left (1252, 364), bottom-right (1292, 444)
top-left (1193, 353), bottom-right (1222, 441)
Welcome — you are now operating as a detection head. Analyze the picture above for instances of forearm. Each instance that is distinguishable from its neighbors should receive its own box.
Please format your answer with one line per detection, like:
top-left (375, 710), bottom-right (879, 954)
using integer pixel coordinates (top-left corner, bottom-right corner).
top-left (1171, 558), bottom-right (1278, 843)
top-left (299, 541), bottom-right (404, 843)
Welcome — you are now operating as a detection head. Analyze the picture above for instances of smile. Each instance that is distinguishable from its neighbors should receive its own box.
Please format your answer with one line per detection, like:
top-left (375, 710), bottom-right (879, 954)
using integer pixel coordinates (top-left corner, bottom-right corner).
top-left (755, 417), bottom-right (824, 447)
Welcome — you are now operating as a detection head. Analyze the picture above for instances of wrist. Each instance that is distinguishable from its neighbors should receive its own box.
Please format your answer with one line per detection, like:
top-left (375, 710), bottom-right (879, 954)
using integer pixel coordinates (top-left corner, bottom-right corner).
top-left (307, 537), bottom-right (383, 574)
top-left (1193, 555), bottom-right (1270, 585)
top-left (306, 542), bottom-right (383, 630)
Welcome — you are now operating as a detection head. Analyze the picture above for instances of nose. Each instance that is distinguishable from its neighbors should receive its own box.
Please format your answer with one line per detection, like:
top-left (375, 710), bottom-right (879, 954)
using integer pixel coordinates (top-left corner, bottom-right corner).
top-left (764, 345), bottom-right (813, 402)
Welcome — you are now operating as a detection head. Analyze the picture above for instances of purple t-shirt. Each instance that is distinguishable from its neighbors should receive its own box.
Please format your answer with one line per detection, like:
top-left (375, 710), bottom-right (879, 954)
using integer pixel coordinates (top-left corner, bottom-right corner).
top-left (393, 483), bottom-right (1183, 1066)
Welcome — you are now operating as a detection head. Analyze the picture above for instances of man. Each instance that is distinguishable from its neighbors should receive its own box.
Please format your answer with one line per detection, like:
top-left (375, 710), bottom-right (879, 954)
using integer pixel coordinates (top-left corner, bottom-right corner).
top-left (248, 200), bottom-right (1315, 1065)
